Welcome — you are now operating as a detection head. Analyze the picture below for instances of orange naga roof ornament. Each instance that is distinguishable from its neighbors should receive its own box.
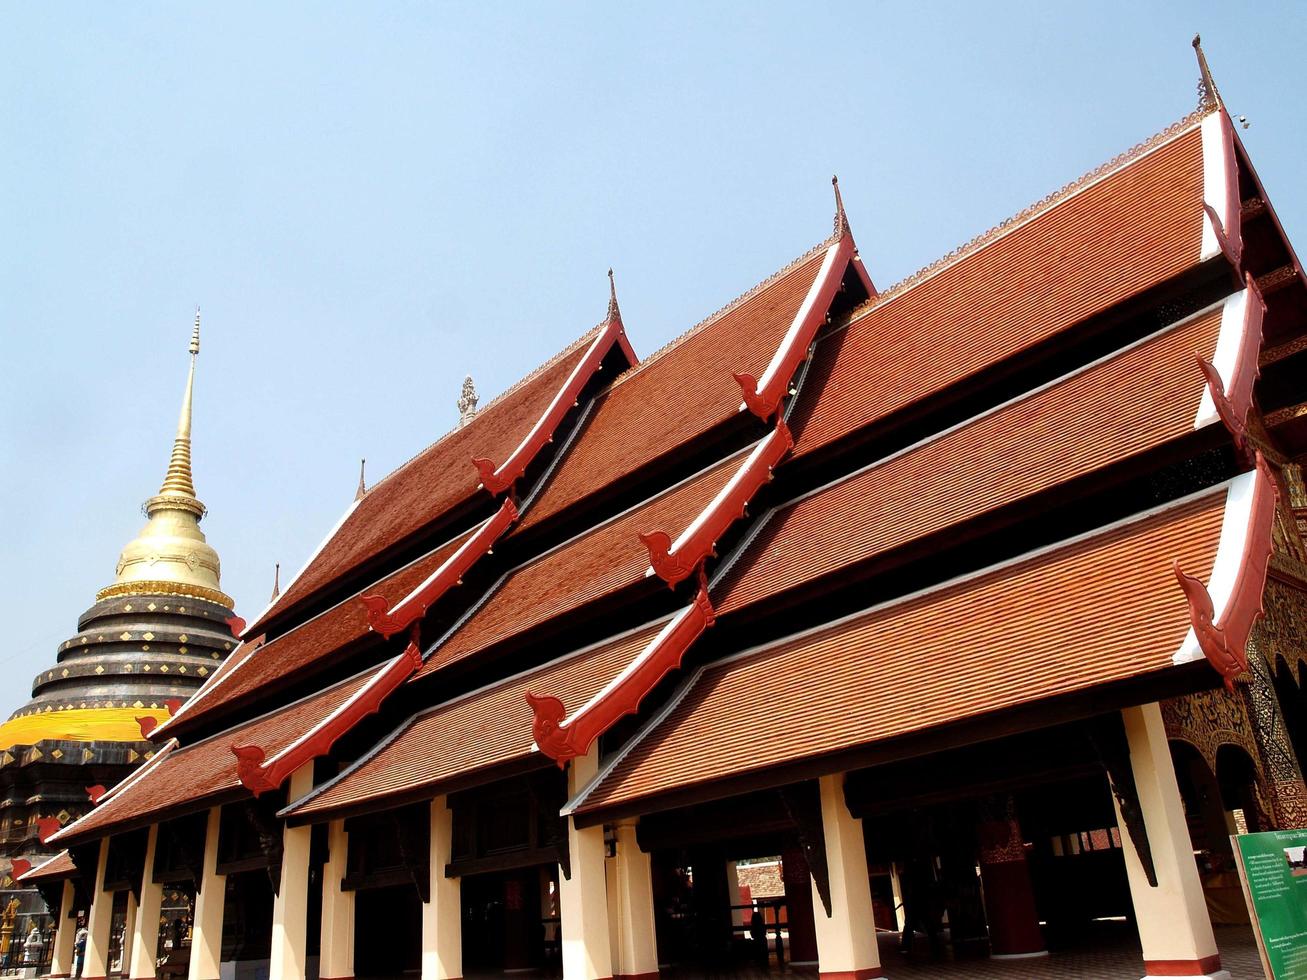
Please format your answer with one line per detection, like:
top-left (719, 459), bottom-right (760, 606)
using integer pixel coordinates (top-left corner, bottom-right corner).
top-left (1174, 454), bottom-right (1278, 691)
top-left (233, 624), bottom-right (425, 796)
top-left (734, 177), bottom-right (875, 421)
top-left (641, 420), bottom-right (793, 586)
top-left (1196, 272), bottom-right (1265, 458)
top-left (472, 270), bottom-right (638, 495)
top-left (527, 571), bottom-right (717, 766)
top-left (360, 496), bottom-right (518, 639)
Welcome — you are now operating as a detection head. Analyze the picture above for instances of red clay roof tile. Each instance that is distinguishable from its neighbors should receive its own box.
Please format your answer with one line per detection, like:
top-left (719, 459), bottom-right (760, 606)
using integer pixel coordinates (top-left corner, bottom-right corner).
top-left (260, 329), bottom-right (601, 625)
top-left (54, 671), bottom-right (375, 844)
top-left (170, 530), bottom-right (475, 731)
top-left (284, 622), bottom-right (667, 820)
top-left (719, 306), bottom-right (1225, 615)
top-left (519, 247), bottom-right (829, 531)
top-left (794, 123), bottom-right (1207, 458)
top-left (414, 453), bottom-right (739, 678)
top-left (576, 488), bottom-right (1229, 815)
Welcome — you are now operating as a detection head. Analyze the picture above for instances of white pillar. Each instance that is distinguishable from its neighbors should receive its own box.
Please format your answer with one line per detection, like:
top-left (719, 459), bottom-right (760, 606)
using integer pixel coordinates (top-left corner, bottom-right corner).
top-left (611, 820), bottom-right (657, 980)
top-left (49, 880), bottom-right (77, 979)
top-left (271, 766), bottom-right (315, 980)
top-left (121, 892), bottom-right (139, 974)
top-left (83, 838), bottom-right (113, 980)
top-left (422, 796), bottom-right (461, 980)
top-left (811, 774), bottom-right (881, 980)
top-left (188, 807), bottom-right (226, 980)
top-left (1115, 704), bottom-right (1229, 980)
top-left (560, 747), bottom-right (613, 980)
top-left (129, 826), bottom-right (164, 979)
top-left (319, 819), bottom-right (354, 980)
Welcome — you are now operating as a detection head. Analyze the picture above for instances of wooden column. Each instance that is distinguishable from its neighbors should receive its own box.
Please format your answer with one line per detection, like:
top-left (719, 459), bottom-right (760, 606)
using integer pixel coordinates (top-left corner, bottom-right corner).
top-left (129, 826), bottom-right (164, 980)
top-left (49, 880), bottom-right (77, 979)
top-left (560, 747), bottom-right (612, 980)
top-left (1115, 704), bottom-right (1230, 980)
top-left (271, 766), bottom-right (315, 980)
top-left (811, 774), bottom-right (882, 980)
top-left (82, 838), bottom-right (113, 980)
top-left (422, 796), bottom-right (461, 980)
top-left (611, 820), bottom-right (657, 980)
top-left (188, 807), bottom-right (226, 980)
top-left (319, 819), bottom-right (354, 980)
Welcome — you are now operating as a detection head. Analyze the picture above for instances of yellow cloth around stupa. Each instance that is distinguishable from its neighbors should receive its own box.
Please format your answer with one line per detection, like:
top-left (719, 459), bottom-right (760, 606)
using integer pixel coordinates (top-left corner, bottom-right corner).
top-left (0, 708), bottom-right (171, 752)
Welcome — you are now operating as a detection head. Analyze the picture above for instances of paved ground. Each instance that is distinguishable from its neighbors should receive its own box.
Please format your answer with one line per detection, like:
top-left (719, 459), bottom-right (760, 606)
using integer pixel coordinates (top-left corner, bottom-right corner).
top-left (654, 926), bottom-right (1263, 979)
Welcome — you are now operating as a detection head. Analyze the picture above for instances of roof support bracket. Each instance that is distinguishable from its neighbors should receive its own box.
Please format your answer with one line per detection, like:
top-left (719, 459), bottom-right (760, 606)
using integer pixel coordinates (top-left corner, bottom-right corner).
top-left (1085, 714), bottom-right (1157, 888)
top-left (778, 782), bottom-right (831, 917)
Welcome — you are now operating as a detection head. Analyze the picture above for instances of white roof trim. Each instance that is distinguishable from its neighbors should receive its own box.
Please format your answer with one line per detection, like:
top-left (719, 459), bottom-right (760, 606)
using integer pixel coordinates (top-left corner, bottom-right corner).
top-left (1173, 468), bottom-right (1256, 665)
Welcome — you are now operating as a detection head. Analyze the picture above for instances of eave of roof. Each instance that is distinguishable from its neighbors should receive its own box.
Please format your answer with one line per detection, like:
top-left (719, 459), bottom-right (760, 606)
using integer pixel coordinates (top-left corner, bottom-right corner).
top-left (50, 669), bottom-right (375, 845)
top-left (281, 619), bottom-right (669, 824)
top-left (254, 325), bottom-right (608, 630)
top-left (719, 300), bottom-right (1234, 617)
top-left (569, 479), bottom-right (1246, 819)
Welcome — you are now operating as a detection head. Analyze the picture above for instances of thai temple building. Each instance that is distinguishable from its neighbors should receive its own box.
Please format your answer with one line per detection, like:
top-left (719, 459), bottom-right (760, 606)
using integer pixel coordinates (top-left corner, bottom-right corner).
top-left (18, 41), bottom-right (1307, 980)
top-left (1, 317), bottom-right (236, 954)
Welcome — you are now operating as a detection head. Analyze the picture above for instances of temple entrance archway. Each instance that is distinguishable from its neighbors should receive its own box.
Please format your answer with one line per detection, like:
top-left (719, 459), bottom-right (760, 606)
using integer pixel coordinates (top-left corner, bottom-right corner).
top-left (459, 865), bottom-right (556, 975)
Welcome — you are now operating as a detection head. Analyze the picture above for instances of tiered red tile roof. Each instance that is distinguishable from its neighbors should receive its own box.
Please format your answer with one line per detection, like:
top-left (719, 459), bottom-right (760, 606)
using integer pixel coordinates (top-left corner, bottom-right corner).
top-left (256, 327), bottom-right (604, 627)
top-left (571, 487), bottom-right (1231, 817)
top-left (61, 98), bottom-right (1307, 841)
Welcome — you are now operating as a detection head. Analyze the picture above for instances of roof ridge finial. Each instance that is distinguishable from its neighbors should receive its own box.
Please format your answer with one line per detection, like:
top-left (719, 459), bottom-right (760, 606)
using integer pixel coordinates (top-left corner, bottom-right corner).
top-left (269, 562), bottom-right (281, 602)
top-left (457, 377), bottom-right (479, 428)
top-left (1192, 34), bottom-right (1222, 112)
top-left (832, 175), bottom-right (850, 239)
top-left (607, 268), bottom-right (622, 323)
top-left (355, 458), bottom-right (367, 500)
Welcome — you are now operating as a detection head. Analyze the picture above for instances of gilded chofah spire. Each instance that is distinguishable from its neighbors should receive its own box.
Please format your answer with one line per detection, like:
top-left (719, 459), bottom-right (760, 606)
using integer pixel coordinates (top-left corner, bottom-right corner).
top-left (270, 562), bottom-right (281, 602)
top-left (607, 268), bottom-right (622, 323)
top-left (1193, 34), bottom-right (1222, 112)
top-left (355, 458), bottom-right (368, 500)
top-left (832, 175), bottom-right (850, 239)
top-left (98, 309), bottom-right (231, 607)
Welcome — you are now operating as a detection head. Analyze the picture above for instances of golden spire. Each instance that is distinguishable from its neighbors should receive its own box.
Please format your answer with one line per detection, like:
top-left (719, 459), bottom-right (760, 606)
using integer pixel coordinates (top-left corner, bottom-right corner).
top-left (98, 309), bottom-right (231, 608)
top-left (355, 458), bottom-right (368, 500)
top-left (607, 268), bottom-right (622, 323)
top-left (270, 562), bottom-right (281, 602)
top-left (832, 175), bottom-right (850, 239)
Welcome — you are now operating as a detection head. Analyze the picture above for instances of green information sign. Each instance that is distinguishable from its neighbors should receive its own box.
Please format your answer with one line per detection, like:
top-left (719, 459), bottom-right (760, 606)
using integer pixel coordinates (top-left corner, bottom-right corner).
top-left (1234, 830), bottom-right (1307, 979)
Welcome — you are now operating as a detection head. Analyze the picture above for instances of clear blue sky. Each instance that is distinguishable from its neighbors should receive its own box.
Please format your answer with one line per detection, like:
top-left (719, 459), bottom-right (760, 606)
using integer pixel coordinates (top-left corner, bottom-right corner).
top-left (2, 3), bottom-right (1304, 720)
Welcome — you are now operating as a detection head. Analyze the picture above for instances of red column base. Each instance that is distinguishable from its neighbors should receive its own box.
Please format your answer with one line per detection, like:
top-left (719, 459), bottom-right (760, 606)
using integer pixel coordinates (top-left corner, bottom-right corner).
top-left (819, 970), bottom-right (885, 980)
top-left (615, 973), bottom-right (660, 980)
top-left (1143, 954), bottom-right (1223, 976)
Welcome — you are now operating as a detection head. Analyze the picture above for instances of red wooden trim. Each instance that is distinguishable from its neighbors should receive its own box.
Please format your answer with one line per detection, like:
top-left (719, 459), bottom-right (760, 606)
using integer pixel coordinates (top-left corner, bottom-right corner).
top-left (86, 785), bottom-right (107, 804)
top-left (641, 421), bottom-right (793, 586)
top-left (734, 235), bottom-right (855, 421)
top-left (614, 973), bottom-right (660, 980)
top-left (361, 497), bottom-right (519, 639)
top-left (473, 315), bottom-right (635, 495)
top-left (232, 625), bottom-right (424, 796)
top-left (225, 615), bottom-right (246, 638)
top-left (1196, 272), bottom-right (1265, 453)
top-left (10, 859), bottom-right (31, 880)
top-left (818, 969), bottom-right (884, 980)
top-left (527, 581), bottom-right (717, 765)
top-left (1174, 453), bottom-right (1278, 690)
top-left (1143, 952), bottom-right (1222, 975)
top-left (136, 716), bottom-right (158, 739)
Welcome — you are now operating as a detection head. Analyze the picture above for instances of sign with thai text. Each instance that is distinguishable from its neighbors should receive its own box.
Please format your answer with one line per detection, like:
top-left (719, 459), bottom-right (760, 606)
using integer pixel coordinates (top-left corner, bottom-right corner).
top-left (1233, 829), bottom-right (1307, 978)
